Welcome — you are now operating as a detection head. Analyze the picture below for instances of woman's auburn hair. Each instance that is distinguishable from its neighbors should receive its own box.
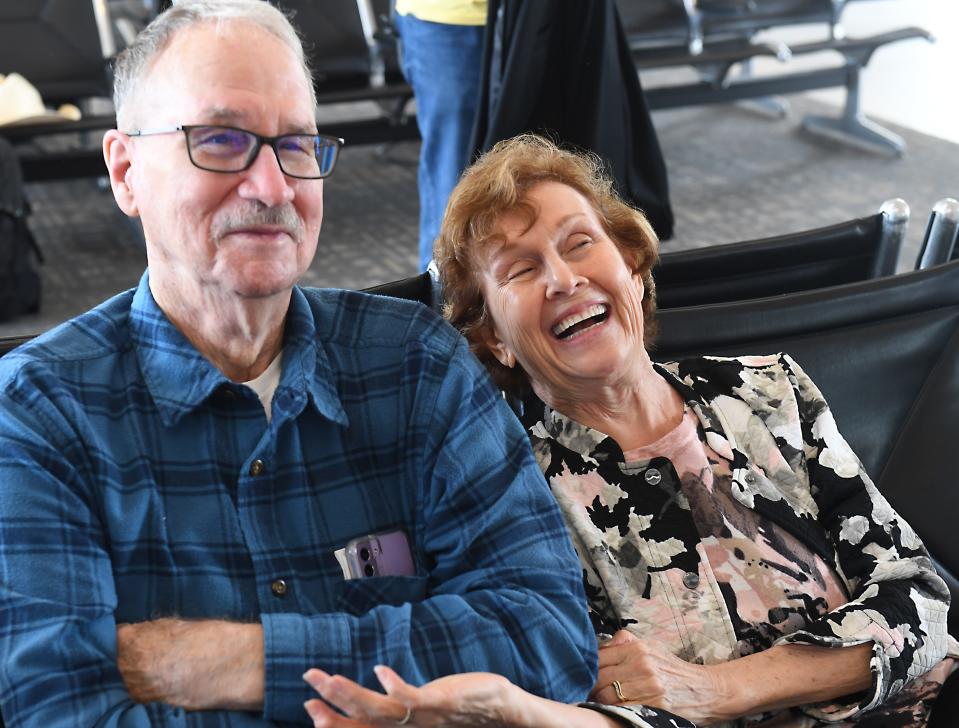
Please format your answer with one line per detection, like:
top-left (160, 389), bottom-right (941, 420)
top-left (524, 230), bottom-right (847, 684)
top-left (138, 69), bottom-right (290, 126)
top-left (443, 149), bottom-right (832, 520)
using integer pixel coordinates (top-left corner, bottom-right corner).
top-left (434, 133), bottom-right (661, 396)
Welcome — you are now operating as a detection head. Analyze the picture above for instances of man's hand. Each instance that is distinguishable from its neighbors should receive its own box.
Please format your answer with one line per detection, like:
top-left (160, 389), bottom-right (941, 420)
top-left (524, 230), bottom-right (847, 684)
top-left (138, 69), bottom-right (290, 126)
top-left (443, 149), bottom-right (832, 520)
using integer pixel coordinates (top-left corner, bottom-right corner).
top-left (117, 619), bottom-right (265, 711)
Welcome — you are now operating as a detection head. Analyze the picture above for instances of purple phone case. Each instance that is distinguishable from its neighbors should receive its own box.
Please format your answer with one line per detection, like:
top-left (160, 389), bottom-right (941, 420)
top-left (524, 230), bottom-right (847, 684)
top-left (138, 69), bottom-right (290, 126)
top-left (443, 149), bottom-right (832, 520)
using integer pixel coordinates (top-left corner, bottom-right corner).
top-left (345, 530), bottom-right (415, 578)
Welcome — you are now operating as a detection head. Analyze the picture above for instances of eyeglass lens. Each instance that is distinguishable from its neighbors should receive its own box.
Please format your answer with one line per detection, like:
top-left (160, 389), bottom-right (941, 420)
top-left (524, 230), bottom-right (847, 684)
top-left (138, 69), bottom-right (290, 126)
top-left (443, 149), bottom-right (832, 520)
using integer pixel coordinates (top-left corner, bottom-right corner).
top-left (186, 126), bottom-right (338, 178)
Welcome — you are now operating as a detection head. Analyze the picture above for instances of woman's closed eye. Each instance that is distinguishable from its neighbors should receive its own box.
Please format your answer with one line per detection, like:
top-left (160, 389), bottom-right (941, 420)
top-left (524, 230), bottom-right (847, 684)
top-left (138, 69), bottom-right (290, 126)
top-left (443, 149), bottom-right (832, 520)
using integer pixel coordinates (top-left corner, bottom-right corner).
top-left (498, 258), bottom-right (536, 283)
top-left (505, 261), bottom-right (536, 281)
top-left (566, 235), bottom-right (593, 254)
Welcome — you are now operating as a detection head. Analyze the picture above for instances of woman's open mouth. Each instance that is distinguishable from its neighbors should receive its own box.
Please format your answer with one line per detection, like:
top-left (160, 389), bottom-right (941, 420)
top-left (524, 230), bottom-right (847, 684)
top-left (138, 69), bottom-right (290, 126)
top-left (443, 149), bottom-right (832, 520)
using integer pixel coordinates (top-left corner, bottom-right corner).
top-left (551, 304), bottom-right (610, 340)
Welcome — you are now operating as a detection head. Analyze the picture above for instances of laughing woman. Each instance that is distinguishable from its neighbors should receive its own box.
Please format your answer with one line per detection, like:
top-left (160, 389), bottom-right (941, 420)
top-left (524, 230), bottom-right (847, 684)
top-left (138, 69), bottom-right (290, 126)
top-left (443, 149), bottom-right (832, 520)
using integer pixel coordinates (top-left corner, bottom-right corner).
top-left (303, 135), bottom-right (958, 727)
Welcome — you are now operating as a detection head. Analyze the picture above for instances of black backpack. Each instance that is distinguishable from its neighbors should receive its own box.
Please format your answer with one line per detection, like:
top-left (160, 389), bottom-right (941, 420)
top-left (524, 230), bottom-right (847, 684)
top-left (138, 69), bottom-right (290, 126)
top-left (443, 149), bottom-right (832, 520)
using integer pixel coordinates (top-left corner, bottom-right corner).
top-left (0, 136), bottom-right (42, 321)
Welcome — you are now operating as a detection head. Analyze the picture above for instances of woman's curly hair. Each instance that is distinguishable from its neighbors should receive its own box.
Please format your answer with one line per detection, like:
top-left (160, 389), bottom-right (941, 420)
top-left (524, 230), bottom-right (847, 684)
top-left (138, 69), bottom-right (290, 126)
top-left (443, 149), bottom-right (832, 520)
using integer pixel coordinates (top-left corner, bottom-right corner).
top-left (434, 134), bottom-right (660, 395)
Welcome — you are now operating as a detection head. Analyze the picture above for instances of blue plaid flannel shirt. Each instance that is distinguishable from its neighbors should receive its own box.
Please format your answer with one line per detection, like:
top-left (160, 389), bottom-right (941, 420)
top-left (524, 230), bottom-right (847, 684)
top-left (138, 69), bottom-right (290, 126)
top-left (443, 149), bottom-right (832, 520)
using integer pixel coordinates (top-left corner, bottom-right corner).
top-left (0, 272), bottom-right (596, 726)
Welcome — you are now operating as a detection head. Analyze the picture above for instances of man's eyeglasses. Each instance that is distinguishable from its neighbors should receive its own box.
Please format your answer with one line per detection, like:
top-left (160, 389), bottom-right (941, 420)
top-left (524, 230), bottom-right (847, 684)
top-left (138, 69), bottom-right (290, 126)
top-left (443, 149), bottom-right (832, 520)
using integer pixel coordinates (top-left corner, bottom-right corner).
top-left (125, 125), bottom-right (344, 179)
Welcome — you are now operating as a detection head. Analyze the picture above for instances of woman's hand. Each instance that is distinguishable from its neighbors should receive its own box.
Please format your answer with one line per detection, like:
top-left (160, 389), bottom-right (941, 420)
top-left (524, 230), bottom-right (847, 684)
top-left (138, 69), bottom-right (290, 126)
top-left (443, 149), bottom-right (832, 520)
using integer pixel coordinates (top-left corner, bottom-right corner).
top-left (304, 666), bottom-right (623, 728)
top-left (591, 630), bottom-right (737, 725)
top-left (304, 665), bottom-right (534, 728)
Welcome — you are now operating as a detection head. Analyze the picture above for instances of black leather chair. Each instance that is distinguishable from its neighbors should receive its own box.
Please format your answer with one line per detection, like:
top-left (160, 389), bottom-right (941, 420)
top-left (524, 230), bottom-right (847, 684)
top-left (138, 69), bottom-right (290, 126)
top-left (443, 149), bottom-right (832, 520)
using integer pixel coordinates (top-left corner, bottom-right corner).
top-left (653, 259), bottom-right (959, 637)
top-left (362, 269), bottom-right (443, 312)
top-left (369, 201), bottom-right (908, 312)
top-left (269, 0), bottom-right (415, 147)
top-left (654, 199), bottom-right (907, 308)
top-left (4, 0), bottom-right (418, 181)
top-left (0, 335), bottom-right (31, 358)
top-left (274, 0), bottom-right (400, 90)
top-left (0, 0), bottom-right (118, 181)
top-left (915, 198), bottom-right (959, 270)
top-left (0, 0), bottom-right (115, 104)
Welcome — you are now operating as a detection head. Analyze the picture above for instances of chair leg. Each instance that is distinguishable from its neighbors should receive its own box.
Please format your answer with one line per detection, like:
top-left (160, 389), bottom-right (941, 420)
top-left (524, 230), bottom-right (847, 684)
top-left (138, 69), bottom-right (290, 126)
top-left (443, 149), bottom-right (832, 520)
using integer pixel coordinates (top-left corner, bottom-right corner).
top-left (801, 61), bottom-right (905, 156)
top-left (735, 59), bottom-right (790, 119)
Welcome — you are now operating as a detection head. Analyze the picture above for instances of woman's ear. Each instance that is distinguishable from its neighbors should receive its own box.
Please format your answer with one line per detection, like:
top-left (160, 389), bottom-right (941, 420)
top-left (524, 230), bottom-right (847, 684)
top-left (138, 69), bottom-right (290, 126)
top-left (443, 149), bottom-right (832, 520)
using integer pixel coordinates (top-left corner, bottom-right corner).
top-left (479, 324), bottom-right (516, 368)
top-left (631, 269), bottom-right (646, 300)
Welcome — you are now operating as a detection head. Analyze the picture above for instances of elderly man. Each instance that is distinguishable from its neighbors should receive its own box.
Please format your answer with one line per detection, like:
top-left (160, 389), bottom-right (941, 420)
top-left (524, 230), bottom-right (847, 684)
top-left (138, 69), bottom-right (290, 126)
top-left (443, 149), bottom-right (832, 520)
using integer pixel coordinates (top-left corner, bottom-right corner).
top-left (0, 1), bottom-right (595, 725)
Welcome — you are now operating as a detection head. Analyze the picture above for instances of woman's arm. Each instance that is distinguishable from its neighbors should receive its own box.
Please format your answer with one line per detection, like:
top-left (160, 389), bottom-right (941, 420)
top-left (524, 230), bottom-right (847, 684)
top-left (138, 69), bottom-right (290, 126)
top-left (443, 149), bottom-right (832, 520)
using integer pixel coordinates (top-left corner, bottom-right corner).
top-left (716, 642), bottom-right (873, 715)
top-left (303, 666), bottom-right (620, 728)
top-left (593, 632), bottom-right (872, 724)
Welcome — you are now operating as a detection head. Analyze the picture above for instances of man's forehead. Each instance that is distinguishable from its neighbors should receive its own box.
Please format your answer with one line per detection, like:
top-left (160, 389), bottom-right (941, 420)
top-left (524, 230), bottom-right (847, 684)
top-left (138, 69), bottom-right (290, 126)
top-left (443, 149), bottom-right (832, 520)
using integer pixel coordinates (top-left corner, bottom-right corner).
top-left (155, 20), bottom-right (287, 71)
top-left (139, 21), bottom-right (314, 125)
top-left (191, 107), bottom-right (315, 134)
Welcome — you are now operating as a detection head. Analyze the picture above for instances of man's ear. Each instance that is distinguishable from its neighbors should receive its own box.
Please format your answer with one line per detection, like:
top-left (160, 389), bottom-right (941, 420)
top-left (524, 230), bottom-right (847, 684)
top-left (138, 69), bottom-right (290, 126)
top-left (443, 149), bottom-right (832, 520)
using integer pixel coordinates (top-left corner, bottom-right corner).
top-left (102, 129), bottom-right (140, 218)
top-left (480, 324), bottom-right (516, 369)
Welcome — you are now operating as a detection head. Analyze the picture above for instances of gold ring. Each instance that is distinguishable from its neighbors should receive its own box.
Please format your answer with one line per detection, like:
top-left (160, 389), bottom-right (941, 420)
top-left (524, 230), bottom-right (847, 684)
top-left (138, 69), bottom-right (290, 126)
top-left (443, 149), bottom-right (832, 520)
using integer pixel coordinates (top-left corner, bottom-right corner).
top-left (612, 679), bottom-right (627, 702)
top-left (396, 705), bottom-right (413, 725)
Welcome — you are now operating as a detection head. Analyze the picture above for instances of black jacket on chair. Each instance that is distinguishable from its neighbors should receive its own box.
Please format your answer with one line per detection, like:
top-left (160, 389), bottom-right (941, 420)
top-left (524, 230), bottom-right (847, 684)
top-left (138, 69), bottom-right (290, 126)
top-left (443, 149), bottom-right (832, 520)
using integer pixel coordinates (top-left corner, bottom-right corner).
top-left (471, 0), bottom-right (674, 240)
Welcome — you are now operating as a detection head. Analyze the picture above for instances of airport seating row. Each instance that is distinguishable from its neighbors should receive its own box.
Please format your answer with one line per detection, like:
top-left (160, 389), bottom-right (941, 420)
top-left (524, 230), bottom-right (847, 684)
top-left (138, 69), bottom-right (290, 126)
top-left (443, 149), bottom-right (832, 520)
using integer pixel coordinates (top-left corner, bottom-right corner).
top-left (0, 0), bottom-right (931, 181)
top-left (366, 197), bottom-right (958, 312)
top-left (0, 0), bottom-right (416, 181)
top-left (617, 0), bottom-right (931, 155)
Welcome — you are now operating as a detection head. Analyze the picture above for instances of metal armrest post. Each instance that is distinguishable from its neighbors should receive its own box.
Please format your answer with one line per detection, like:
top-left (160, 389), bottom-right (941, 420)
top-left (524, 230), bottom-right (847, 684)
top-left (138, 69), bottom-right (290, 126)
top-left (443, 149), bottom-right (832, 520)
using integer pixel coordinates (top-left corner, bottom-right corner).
top-left (875, 198), bottom-right (909, 277)
top-left (92, 0), bottom-right (117, 58)
top-left (830, 0), bottom-right (847, 40)
top-left (916, 198), bottom-right (959, 270)
top-left (682, 0), bottom-right (704, 55)
top-left (426, 260), bottom-right (445, 313)
top-left (356, 0), bottom-right (386, 87)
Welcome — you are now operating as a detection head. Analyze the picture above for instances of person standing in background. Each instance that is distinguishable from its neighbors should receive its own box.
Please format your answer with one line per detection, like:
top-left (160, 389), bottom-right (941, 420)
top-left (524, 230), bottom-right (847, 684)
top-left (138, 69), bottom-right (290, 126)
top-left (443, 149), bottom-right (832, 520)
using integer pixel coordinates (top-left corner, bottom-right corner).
top-left (470, 0), bottom-right (674, 242)
top-left (394, 0), bottom-right (486, 271)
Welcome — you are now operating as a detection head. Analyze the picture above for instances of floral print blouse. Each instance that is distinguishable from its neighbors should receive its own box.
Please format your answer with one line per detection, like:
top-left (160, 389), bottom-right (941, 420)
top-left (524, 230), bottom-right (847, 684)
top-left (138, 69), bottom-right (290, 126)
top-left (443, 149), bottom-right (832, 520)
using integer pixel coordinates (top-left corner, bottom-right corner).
top-left (520, 354), bottom-right (957, 727)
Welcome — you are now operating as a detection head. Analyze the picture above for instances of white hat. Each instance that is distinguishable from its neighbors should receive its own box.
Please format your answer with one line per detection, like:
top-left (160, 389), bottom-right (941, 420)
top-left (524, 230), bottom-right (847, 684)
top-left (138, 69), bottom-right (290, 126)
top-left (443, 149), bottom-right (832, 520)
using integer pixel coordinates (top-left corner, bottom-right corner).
top-left (0, 73), bottom-right (81, 127)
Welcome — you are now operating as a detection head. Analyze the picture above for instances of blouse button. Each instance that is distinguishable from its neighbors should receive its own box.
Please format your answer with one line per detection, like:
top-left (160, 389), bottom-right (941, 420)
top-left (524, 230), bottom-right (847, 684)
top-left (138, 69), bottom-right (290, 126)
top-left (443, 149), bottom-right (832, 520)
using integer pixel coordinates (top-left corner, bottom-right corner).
top-left (644, 468), bottom-right (662, 485)
top-left (249, 459), bottom-right (265, 477)
top-left (271, 578), bottom-right (288, 597)
top-left (683, 571), bottom-right (700, 589)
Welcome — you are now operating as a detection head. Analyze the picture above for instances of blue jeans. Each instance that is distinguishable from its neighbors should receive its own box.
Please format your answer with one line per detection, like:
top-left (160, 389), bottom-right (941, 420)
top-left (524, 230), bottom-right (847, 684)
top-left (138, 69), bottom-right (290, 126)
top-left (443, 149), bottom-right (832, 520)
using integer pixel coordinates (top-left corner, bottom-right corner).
top-left (396, 13), bottom-right (484, 271)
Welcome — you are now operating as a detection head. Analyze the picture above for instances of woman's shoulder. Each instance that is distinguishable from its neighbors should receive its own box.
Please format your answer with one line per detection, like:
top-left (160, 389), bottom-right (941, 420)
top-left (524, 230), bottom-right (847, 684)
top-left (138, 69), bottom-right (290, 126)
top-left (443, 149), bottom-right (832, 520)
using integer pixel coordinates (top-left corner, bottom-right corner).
top-left (660, 352), bottom-right (801, 398)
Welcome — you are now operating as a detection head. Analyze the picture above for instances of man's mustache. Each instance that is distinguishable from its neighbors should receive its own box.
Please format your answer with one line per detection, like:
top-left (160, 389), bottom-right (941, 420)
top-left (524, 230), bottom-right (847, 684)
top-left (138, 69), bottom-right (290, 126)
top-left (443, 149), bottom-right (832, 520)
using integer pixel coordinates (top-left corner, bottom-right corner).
top-left (210, 203), bottom-right (304, 241)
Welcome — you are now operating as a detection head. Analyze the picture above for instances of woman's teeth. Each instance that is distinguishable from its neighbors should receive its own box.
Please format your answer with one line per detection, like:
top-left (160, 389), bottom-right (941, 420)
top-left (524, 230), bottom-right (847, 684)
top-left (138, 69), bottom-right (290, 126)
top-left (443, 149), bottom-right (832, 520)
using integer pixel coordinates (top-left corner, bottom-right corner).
top-left (552, 304), bottom-right (609, 339)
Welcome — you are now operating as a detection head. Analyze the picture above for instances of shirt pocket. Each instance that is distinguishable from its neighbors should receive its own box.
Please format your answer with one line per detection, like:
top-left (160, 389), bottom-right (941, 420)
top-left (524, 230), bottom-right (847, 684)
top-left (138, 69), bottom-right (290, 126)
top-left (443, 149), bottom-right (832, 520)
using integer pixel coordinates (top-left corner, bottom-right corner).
top-left (334, 575), bottom-right (430, 616)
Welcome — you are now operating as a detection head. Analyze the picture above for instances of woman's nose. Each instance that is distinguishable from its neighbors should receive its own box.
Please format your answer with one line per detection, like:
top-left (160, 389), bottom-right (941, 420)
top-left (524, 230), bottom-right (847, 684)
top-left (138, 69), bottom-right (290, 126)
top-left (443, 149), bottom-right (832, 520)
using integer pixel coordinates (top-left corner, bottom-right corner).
top-left (544, 257), bottom-right (585, 297)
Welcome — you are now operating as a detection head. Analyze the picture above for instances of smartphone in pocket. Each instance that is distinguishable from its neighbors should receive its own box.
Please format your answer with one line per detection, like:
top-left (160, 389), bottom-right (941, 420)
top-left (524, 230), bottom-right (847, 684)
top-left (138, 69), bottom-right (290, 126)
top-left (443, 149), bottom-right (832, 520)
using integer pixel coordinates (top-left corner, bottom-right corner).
top-left (343, 530), bottom-right (415, 579)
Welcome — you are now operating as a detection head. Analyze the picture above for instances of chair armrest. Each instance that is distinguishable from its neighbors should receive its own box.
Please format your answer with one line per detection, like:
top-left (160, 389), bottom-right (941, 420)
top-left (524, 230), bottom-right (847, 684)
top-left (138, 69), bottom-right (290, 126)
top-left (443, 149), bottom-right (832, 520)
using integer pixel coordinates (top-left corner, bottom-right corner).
top-left (915, 198), bottom-right (959, 270)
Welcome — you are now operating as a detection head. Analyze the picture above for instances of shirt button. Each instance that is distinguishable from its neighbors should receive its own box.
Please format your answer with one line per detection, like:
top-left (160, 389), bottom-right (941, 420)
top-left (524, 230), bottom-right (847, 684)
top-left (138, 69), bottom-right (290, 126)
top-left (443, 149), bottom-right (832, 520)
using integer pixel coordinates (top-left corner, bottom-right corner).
top-left (683, 571), bottom-right (700, 589)
top-left (271, 579), bottom-right (288, 597)
top-left (249, 459), bottom-right (265, 476)
top-left (744, 471), bottom-right (757, 485)
top-left (644, 468), bottom-right (662, 485)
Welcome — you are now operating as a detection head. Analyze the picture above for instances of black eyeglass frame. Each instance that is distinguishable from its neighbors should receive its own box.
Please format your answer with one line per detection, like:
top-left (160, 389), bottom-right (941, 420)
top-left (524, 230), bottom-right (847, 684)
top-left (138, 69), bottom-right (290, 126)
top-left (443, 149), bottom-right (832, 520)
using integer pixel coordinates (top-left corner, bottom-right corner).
top-left (124, 124), bottom-right (345, 179)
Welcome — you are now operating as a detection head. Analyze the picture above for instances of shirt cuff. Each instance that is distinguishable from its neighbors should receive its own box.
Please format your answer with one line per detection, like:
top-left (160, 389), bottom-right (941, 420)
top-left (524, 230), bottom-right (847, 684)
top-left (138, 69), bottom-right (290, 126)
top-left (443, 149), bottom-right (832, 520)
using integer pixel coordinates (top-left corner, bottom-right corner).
top-left (261, 611), bottom-right (351, 722)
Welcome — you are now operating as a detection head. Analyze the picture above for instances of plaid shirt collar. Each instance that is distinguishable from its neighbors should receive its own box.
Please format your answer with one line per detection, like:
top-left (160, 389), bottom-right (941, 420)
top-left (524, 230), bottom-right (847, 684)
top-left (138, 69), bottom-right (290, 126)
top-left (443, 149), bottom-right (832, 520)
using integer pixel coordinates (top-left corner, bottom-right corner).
top-left (130, 270), bottom-right (348, 428)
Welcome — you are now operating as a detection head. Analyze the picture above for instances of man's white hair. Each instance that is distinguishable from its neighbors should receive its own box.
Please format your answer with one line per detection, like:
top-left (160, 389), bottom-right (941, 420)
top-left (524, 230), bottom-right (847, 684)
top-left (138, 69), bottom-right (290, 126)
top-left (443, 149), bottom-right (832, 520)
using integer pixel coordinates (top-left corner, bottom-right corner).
top-left (113, 0), bottom-right (316, 129)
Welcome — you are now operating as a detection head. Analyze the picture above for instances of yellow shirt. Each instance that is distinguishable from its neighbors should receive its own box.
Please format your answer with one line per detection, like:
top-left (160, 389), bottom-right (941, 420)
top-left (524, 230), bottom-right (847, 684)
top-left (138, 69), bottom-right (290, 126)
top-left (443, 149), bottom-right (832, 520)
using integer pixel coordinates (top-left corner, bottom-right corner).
top-left (395, 0), bottom-right (487, 26)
